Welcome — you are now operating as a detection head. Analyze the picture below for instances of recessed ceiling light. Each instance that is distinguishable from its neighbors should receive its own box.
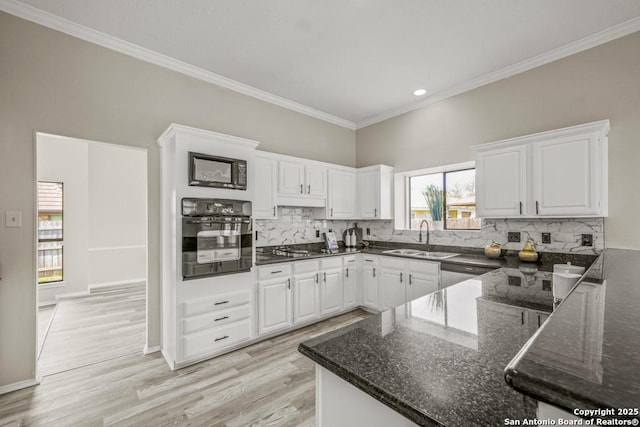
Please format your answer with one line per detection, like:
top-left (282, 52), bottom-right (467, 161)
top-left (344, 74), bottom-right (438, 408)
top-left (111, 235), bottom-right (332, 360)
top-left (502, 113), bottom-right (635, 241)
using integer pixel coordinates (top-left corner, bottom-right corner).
top-left (413, 88), bottom-right (427, 96)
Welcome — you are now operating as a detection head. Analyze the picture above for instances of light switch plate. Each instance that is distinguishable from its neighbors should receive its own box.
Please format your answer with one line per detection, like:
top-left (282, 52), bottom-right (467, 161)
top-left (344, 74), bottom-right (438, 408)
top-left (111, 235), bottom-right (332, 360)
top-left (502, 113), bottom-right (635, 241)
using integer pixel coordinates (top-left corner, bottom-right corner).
top-left (6, 210), bottom-right (22, 227)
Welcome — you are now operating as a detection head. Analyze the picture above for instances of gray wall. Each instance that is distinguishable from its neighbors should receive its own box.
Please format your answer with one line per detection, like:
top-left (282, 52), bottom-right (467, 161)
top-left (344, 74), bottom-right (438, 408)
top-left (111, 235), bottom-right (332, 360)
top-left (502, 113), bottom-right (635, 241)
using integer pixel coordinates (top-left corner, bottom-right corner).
top-left (357, 32), bottom-right (640, 251)
top-left (0, 12), bottom-right (354, 389)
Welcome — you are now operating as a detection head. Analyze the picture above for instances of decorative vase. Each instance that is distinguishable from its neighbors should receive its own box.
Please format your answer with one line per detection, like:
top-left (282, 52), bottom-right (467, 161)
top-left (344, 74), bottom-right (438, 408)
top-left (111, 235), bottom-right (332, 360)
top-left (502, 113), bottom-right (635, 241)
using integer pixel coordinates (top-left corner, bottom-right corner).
top-left (431, 220), bottom-right (443, 230)
top-left (518, 237), bottom-right (538, 262)
top-left (484, 241), bottom-right (502, 258)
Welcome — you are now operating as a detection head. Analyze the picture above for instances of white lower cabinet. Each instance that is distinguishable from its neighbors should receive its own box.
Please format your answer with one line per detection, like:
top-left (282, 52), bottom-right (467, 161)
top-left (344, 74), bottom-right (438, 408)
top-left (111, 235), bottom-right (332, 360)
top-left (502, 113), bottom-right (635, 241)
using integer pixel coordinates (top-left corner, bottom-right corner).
top-left (257, 264), bottom-right (293, 335)
top-left (319, 258), bottom-right (344, 315)
top-left (179, 290), bottom-right (252, 361)
top-left (379, 257), bottom-right (440, 310)
top-left (343, 255), bottom-right (358, 309)
top-left (293, 260), bottom-right (320, 325)
top-left (361, 255), bottom-right (379, 310)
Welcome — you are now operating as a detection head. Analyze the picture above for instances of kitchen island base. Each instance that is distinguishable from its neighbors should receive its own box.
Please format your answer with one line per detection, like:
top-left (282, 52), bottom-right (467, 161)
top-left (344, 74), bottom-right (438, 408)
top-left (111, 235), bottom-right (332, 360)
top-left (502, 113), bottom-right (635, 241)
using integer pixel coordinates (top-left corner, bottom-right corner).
top-left (316, 366), bottom-right (417, 427)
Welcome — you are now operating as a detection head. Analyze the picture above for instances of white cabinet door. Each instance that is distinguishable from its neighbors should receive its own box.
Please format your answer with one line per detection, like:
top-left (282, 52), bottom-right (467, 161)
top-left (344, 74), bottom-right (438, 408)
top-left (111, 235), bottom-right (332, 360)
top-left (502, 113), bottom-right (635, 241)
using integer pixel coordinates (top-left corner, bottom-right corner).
top-left (532, 134), bottom-right (601, 216)
top-left (254, 156), bottom-right (277, 219)
top-left (306, 164), bottom-right (327, 198)
top-left (293, 272), bottom-right (319, 325)
top-left (407, 271), bottom-right (439, 300)
top-left (320, 269), bottom-right (343, 316)
top-left (378, 268), bottom-right (406, 310)
top-left (476, 145), bottom-right (527, 217)
top-left (327, 169), bottom-right (356, 219)
top-left (357, 166), bottom-right (393, 219)
top-left (278, 160), bottom-right (305, 196)
top-left (258, 278), bottom-right (292, 335)
top-left (362, 266), bottom-right (378, 310)
top-left (343, 263), bottom-right (357, 309)
top-left (358, 170), bottom-right (379, 219)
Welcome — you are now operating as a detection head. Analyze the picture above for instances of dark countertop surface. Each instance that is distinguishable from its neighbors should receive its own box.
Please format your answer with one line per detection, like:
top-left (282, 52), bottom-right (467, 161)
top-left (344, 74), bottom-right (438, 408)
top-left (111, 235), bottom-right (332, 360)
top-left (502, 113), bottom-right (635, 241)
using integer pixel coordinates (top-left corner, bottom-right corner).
top-left (256, 241), bottom-right (596, 273)
top-left (296, 247), bottom-right (640, 426)
top-left (505, 249), bottom-right (640, 415)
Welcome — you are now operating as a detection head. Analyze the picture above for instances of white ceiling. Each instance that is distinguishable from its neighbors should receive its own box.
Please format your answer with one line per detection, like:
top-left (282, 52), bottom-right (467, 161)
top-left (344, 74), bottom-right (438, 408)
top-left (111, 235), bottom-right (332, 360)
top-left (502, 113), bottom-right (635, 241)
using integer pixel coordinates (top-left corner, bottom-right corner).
top-left (4, 0), bottom-right (640, 128)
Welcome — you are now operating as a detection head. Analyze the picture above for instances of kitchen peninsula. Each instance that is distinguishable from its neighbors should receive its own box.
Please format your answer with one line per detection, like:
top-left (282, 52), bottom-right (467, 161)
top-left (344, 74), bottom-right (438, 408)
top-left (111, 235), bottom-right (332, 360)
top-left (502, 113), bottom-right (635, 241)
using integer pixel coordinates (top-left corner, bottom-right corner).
top-left (299, 249), bottom-right (640, 426)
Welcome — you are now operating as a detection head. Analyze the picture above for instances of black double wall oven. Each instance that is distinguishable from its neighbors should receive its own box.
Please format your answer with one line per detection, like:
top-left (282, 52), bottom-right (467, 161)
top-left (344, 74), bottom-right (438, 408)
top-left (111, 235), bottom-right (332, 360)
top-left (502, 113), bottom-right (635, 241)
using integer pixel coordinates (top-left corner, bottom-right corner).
top-left (181, 198), bottom-right (252, 279)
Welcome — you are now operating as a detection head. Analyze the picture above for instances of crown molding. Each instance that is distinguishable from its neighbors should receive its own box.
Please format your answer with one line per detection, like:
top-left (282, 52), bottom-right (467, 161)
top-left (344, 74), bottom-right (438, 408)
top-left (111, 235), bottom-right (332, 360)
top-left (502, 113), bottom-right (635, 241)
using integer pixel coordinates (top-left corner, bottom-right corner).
top-left (356, 16), bottom-right (640, 130)
top-left (0, 0), bottom-right (356, 130)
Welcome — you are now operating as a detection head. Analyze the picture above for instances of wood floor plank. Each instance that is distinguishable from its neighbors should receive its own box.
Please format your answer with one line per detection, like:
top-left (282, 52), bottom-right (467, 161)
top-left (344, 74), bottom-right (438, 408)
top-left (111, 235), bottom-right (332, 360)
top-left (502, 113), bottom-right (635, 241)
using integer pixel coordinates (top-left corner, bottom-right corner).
top-left (0, 286), bottom-right (369, 427)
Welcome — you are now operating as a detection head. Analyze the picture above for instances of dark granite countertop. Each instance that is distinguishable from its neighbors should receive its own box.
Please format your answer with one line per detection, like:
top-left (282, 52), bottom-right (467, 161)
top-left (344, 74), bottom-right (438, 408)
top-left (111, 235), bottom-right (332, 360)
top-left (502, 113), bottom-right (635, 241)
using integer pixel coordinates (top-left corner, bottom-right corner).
top-left (505, 249), bottom-right (640, 416)
top-left (299, 267), bottom-right (563, 426)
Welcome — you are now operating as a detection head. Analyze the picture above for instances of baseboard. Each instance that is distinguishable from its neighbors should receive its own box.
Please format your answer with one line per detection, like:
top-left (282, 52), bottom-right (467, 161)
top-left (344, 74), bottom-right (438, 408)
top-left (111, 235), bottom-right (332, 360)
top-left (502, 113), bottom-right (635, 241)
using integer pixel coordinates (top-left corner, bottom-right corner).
top-left (0, 377), bottom-right (40, 395)
top-left (55, 290), bottom-right (90, 300)
top-left (143, 345), bottom-right (161, 355)
top-left (38, 300), bottom-right (57, 308)
top-left (88, 278), bottom-right (146, 291)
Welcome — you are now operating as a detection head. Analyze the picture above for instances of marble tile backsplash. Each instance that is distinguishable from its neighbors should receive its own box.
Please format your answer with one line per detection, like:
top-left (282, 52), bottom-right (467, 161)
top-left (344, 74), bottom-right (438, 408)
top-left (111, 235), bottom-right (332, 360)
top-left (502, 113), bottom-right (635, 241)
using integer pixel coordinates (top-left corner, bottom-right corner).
top-left (255, 208), bottom-right (603, 255)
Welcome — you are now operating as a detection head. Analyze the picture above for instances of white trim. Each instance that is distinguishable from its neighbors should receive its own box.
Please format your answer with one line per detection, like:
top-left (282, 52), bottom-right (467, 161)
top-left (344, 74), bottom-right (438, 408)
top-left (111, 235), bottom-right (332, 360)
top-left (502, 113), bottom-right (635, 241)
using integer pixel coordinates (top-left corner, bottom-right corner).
top-left (88, 278), bottom-right (146, 291)
top-left (0, 377), bottom-right (40, 395)
top-left (143, 345), bottom-right (161, 355)
top-left (55, 290), bottom-right (90, 300)
top-left (37, 281), bottom-right (65, 289)
top-left (87, 245), bottom-right (146, 252)
top-left (356, 16), bottom-right (640, 129)
top-left (394, 160), bottom-right (476, 177)
top-left (0, 0), bottom-right (355, 130)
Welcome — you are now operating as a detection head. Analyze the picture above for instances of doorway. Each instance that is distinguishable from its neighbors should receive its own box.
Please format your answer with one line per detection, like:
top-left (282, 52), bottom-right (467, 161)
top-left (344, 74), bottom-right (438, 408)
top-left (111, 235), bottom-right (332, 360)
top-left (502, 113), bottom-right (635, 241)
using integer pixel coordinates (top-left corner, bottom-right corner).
top-left (35, 133), bottom-right (147, 376)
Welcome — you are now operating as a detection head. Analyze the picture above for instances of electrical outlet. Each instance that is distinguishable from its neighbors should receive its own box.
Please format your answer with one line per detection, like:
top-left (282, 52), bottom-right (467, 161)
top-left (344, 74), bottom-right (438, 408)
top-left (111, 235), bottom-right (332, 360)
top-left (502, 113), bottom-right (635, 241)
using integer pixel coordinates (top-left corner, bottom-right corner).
top-left (581, 234), bottom-right (593, 246)
top-left (507, 232), bottom-right (521, 243)
top-left (366, 228), bottom-right (370, 235)
top-left (541, 233), bottom-right (551, 244)
top-left (315, 230), bottom-right (320, 238)
top-left (542, 280), bottom-right (552, 291)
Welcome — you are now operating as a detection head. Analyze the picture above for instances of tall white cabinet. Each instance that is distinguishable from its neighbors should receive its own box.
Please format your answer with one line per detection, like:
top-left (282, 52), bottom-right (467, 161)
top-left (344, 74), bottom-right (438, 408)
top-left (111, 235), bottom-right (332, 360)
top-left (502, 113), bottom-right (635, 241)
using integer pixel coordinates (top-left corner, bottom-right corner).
top-left (357, 165), bottom-right (393, 219)
top-left (474, 120), bottom-right (609, 218)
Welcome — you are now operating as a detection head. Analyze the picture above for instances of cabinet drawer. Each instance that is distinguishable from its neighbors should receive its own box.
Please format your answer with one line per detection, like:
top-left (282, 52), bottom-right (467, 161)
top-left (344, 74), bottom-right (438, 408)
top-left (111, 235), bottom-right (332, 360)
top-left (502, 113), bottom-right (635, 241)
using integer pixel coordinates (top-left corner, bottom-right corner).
top-left (183, 319), bottom-right (251, 360)
top-left (182, 291), bottom-right (250, 317)
top-left (407, 260), bottom-right (439, 275)
top-left (343, 255), bottom-right (357, 265)
top-left (320, 257), bottom-right (343, 270)
top-left (257, 263), bottom-right (292, 280)
top-left (182, 304), bottom-right (250, 335)
top-left (380, 256), bottom-right (407, 270)
top-left (361, 255), bottom-right (378, 265)
top-left (293, 259), bottom-right (320, 274)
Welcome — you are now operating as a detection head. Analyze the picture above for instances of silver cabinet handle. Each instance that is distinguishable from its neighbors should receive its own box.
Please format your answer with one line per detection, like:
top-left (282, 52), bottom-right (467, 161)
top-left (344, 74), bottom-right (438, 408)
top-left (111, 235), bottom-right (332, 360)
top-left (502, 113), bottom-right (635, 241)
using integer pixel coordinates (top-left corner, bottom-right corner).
top-left (214, 300), bottom-right (229, 306)
top-left (273, 206), bottom-right (276, 217)
top-left (374, 208), bottom-right (377, 217)
top-left (373, 267), bottom-right (376, 278)
top-left (519, 202), bottom-right (523, 215)
top-left (521, 312), bottom-right (525, 325)
top-left (307, 185), bottom-right (310, 194)
top-left (300, 184), bottom-right (303, 194)
top-left (214, 335), bottom-right (229, 342)
top-left (330, 208), bottom-right (333, 217)
top-left (409, 274), bottom-right (412, 285)
top-left (214, 316), bottom-right (229, 322)
top-left (400, 272), bottom-right (403, 283)
top-left (345, 268), bottom-right (349, 278)
top-left (315, 273), bottom-right (319, 284)
top-left (287, 278), bottom-right (291, 289)
top-left (323, 272), bottom-right (327, 282)
top-left (536, 201), bottom-right (540, 214)
top-left (271, 270), bottom-right (282, 274)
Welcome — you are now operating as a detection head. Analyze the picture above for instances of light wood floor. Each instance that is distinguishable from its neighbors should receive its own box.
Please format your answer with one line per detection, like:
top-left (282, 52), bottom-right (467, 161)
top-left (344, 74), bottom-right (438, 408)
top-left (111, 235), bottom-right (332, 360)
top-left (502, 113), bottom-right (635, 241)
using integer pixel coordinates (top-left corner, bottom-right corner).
top-left (37, 283), bottom-right (146, 377)
top-left (1, 285), bottom-right (369, 427)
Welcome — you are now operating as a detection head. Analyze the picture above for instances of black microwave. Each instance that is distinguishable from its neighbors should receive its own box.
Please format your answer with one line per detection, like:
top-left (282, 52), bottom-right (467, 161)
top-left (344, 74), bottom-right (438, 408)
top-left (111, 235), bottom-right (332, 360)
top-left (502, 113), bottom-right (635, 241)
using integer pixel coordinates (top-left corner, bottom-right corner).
top-left (188, 152), bottom-right (247, 190)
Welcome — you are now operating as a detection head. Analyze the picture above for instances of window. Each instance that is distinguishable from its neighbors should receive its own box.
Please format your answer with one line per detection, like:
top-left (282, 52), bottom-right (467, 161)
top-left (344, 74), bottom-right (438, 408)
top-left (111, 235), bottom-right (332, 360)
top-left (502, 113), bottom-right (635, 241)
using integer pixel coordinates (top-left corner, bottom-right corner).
top-left (37, 182), bottom-right (63, 284)
top-left (406, 164), bottom-right (479, 230)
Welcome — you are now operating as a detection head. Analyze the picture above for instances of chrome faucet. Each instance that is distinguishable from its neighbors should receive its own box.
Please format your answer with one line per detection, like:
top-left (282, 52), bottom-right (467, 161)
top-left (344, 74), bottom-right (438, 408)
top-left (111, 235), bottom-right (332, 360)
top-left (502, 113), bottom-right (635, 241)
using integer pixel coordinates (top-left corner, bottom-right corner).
top-left (418, 219), bottom-right (430, 246)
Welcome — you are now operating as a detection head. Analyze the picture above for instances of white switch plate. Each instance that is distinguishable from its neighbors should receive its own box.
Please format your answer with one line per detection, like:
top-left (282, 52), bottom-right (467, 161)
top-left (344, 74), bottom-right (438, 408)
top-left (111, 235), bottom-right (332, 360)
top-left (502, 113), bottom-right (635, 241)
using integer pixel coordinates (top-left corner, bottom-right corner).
top-left (6, 210), bottom-right (22, 227)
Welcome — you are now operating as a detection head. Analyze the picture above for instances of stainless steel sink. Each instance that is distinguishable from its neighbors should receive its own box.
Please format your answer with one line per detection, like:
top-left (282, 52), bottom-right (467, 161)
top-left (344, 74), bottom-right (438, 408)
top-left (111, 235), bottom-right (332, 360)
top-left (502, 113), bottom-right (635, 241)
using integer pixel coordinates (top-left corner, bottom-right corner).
top-left (382, 249), bottom-right (459, 260)
top-left (382, 249), bottom-right (422, 256)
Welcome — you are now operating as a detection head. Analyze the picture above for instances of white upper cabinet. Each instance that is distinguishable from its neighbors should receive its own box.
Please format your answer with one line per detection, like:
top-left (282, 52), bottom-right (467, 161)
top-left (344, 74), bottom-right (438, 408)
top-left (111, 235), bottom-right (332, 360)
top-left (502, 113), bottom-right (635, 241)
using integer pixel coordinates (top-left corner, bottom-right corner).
top-left (326, 169), bottom-right (357, 219)
top-left (254, 155), bottom-right (277, 219)
top-left (357, 165), bottom-right (393, 219)
top-left (277, 160), bottom-right (326, 207)
top-left (474, 120), bottom-right (609, 218)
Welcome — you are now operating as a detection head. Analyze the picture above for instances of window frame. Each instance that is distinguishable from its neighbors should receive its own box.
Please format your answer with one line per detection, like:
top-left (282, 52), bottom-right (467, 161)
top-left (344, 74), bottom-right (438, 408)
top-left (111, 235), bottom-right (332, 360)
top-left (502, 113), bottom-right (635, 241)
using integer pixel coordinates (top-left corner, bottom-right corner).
top-left (37, 181), bottom-right (64, 285)
top-left (394, 161), bottom-right (479, 231)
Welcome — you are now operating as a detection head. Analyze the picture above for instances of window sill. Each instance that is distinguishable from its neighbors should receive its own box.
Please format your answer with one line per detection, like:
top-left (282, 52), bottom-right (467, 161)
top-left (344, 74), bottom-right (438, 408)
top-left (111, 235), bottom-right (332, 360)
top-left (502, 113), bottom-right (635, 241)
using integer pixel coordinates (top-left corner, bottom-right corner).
top-left (37, 282), bottom-right (66, 289)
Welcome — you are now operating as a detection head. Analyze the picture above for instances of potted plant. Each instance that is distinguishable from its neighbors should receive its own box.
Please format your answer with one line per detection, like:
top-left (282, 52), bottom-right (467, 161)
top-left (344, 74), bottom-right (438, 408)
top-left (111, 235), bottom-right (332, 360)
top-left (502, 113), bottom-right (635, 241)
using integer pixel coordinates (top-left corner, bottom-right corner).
top-left (422, 184), bottom-right (444, 230)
